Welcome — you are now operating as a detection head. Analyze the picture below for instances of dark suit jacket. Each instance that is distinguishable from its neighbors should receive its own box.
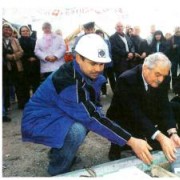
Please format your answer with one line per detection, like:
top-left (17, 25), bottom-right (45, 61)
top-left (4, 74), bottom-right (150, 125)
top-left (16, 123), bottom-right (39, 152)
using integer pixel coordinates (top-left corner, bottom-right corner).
top-left (110, 32), bottom-right (135, 75)
top-left (107, 65), bottom-right (176, 138)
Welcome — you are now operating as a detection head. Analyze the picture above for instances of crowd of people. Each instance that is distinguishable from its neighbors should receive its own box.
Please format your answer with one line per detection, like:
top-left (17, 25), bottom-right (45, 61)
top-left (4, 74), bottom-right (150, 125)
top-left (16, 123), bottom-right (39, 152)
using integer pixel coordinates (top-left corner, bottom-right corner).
top-left (2, 21), bottom-right (66, 122)
top-left (2, 19), bottom-right (180, 176)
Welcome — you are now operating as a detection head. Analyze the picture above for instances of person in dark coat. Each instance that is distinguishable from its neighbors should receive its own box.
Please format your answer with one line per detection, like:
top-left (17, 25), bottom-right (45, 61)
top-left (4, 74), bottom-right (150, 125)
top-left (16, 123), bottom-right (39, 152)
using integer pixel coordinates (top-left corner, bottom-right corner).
top-left (167, 27), bottom-right (180, 91)
top-left (110, 21), bottom-right (135, 79)
top-left (19, 25), bottom-right (40, 96)
top-left (150, 30), bottom-right (169, 55)
top-left (107, 52), bottom-right (180, 162)
top-left (22, 34), bottom-right (153, 176)
top-left (3, 22), bottom-right (26, 109)
top-left (130, 26), bottom-right (150, 67)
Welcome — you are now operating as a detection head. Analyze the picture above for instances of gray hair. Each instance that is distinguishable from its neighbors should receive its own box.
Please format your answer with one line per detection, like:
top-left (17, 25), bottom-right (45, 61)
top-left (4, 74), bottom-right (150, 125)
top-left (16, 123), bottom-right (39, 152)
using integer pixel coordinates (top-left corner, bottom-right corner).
top-left (143, 52), bottom-right (171, 69)
top-left (42, 22), bottom-right (52, 29)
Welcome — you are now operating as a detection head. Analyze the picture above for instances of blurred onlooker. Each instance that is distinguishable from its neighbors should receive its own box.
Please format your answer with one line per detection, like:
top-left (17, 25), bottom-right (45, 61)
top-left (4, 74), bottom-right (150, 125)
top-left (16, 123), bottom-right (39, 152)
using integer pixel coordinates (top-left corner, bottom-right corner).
top-left (34, 22), bottom-right (66, 81)
top-left (3, 104), bottom-right (11, 122)
top-left (110, 21), bottom-right (135, 79)
top-left (72, 21), bottom-right (95, 56)
top-left (3, 23), bottom-right (11, 113)
top-left (95, 29), bottom-right (116, 95)
top-left (8, 28), bottom-right (19, 103)
top-left (12, 27), bottom-right (19, 39)
top-left (55, 29), bottom-right (62, 36)
top-left (125, 24), bottom-right (132, 36)
top-left (130, 26), bottom-right (149, 66)
top-left (28, 24), bottom-right (37, 40)
top-left (150, 30), bottom-right (171, 91)
top-left (165, 32), bottom-right (172, 41)
top-left (126, 26), bottom-right (133, 38)
top-left (19, 25), bottom-right (40, 99)
top-left (146, 24), bottom-right (156, 45)
top-left (3, 22), bottom-right (27, 109)
top-left (150, 30), bottom-right (169, 55)
top-left (55, 29), bottom-right (73, 63)
top-left (81, 21), bottom-right (95, 34)
top-left (10, 27), bottom-right (19, 102)
top-left (167, 27), bottom-right (180, 91)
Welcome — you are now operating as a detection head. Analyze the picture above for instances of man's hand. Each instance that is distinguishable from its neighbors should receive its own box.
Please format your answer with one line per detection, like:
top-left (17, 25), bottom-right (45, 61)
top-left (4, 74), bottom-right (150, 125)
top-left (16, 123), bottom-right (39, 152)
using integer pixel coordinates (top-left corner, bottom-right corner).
top-left (127, 137), bottom-right (153, 165)
top-left (45, 56), bottom-right (51, 61)
top-left (127, 53), bottom-right (134, 59)
top-left (170, 134), bottom-right (180, 148)
top-left (6, 54), bottom-right (14, 60)
top-left (140, 52), bottom-right (147, 59)
top-left (156, 132), bottom-right (176, 162)
top-left (28, 57), bottom-right (37, 62)
top-left (45, 56), bottom-right (57, 62)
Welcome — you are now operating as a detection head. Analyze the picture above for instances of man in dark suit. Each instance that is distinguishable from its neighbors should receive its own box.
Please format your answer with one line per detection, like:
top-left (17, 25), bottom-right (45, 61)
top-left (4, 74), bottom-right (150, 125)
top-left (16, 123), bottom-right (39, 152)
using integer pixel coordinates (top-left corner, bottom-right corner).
top-left (107, 52), bottom-right (180, 163)
top-left (110, 21), bottom-right (135, 79)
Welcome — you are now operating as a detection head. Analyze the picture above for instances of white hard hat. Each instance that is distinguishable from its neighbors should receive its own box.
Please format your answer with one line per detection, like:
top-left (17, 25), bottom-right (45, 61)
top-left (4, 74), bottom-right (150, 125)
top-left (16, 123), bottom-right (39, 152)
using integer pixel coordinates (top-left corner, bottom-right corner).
top-left (75, 34), bottom-right (111, 63)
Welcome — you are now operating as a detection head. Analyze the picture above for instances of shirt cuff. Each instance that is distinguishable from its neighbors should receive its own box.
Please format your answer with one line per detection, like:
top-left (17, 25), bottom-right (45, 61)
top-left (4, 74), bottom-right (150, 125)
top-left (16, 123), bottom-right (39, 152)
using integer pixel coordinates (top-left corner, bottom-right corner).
top-left (151, 130), bottom-right (161, 140)
top-left (167, 128), bottom-right (177, 135)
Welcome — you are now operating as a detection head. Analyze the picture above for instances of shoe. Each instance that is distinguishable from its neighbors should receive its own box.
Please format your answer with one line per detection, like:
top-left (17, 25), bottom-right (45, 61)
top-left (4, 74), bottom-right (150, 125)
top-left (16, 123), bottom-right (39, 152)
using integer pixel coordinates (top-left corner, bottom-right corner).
top-left (47, 148), bottom-right (78, 176)
top-left (48, 157), bottom-right (78, 176)
top-left (3, 116), bottom-right (11, 122)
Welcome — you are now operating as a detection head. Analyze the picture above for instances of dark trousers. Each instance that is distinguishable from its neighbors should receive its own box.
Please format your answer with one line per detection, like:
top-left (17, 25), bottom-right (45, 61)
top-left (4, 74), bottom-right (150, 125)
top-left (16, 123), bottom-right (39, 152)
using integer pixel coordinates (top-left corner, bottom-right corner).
top-left (25, 72), bottom-right (40, 94)
top-left (10, 71), bottom-right (29, 109)
top-left (3, 67), bottom-right (10, 111)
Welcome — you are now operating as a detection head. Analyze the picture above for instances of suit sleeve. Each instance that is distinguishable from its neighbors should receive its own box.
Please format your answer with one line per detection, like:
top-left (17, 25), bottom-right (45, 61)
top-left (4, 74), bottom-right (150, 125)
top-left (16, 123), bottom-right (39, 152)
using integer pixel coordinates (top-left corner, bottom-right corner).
top-left (110, 35), bottom-right (128, 57)
top-left (107, 77), bottom-right (158, 138)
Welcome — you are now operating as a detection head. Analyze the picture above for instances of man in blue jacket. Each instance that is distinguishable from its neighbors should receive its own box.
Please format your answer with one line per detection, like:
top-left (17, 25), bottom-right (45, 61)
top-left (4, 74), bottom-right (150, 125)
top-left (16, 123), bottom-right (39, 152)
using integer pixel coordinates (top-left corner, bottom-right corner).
top-left (21, 34), bottom-right (153, 176)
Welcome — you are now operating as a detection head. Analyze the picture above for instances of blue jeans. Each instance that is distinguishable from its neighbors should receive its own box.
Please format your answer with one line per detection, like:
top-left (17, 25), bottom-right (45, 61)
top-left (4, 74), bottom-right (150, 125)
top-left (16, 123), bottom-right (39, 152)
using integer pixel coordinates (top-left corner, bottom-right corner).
top-left (48, 122), bottom-right (87, 176)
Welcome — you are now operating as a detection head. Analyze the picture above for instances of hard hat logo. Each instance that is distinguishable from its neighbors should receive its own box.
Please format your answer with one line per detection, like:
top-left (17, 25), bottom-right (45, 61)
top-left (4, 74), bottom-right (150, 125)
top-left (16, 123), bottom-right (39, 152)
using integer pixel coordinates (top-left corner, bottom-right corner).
top-left (98, 49), bottom-right (106, 58)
